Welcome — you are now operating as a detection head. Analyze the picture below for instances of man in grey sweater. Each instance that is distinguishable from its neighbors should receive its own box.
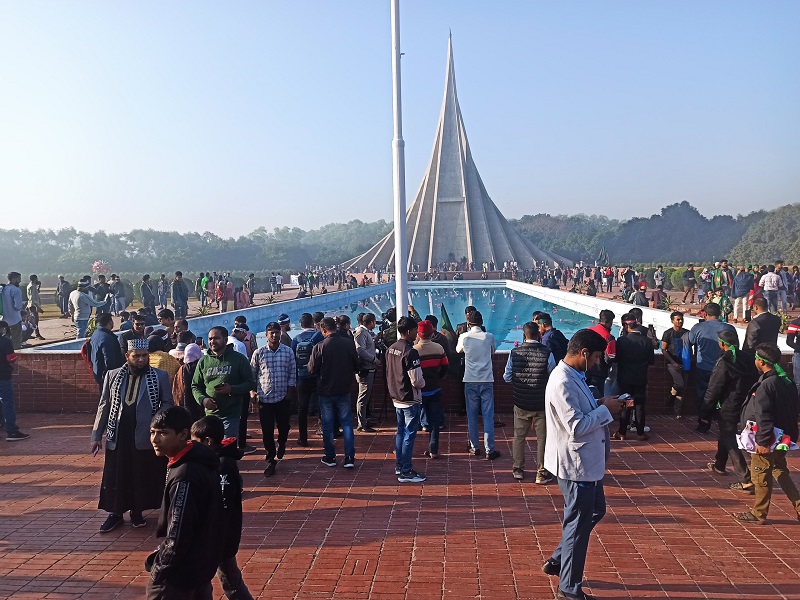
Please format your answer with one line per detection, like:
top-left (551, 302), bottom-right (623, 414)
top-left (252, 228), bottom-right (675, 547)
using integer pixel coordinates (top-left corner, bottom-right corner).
top-left (69, 277), bottom-right (108, 339)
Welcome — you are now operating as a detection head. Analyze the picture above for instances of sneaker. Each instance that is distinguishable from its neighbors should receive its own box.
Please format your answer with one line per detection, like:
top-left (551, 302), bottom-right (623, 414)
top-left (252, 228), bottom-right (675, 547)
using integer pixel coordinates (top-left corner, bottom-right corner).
top-left (398, 470), bottom-right (426, 483)
top-left (395, 466), bottom-right (401, 476)
top-left (333, 429), bottom-right (343, 439)
top-left (264, 460), bottom-right (277, 477)
top-left (512, 468), bottom-right (524, 480)
top-left (277, 444), bottom-right (286, 460)
top-left (241, 445), bottom-right (257, 455)
top-left (6, 431), bottom-right (30, 442)
top-left (99, 513), bottom-right (124, 533)
top-left (130, 512), bottom-right (147, 528)
top-left (467, 445), bottom-right (482, 457)
top-left (357, 426), bottom-right (377, 433)
top-left (542, 558), bottom-right (560, 576)
top-left (486, 450), bottom-right (501, 460)
top-left (321, 456), bottom-right (337, 467)
top-left (535, 473), bottom-right (554, 485)
top-left (707, 462), bottom-right (729, 475)
top-left (343, 456), bottom-right (355, 468)
top-left (423, 450), bottom-right (438, 459)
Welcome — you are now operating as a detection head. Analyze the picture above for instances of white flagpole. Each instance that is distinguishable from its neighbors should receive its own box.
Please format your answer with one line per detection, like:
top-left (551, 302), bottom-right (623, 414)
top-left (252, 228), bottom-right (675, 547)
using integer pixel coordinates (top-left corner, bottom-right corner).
top-left (391, 0), bottom-right (408, 321)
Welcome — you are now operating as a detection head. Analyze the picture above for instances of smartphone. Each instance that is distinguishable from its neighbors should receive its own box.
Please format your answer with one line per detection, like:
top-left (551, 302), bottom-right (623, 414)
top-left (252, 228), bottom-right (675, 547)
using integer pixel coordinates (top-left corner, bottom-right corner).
top-left (196, 337), bottom-right (204, 346)
top-left (618, 393), bottom-right (632, 401)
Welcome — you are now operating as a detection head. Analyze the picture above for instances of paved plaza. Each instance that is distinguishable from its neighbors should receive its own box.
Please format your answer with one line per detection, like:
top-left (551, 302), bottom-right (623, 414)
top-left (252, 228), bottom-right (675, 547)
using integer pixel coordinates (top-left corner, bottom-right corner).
top-left (2, 414), bottom-right (800, 599)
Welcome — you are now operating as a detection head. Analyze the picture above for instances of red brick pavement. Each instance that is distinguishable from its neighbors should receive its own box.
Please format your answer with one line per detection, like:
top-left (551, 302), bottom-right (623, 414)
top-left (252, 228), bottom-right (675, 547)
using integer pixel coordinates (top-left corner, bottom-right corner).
top-left (2, 414), bottom-right (800, 599)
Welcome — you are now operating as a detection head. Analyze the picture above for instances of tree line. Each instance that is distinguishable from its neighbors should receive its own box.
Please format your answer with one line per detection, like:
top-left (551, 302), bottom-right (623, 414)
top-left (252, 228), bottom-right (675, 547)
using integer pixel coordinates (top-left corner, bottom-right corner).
top-left (3, 202), bottom-right (800, 282)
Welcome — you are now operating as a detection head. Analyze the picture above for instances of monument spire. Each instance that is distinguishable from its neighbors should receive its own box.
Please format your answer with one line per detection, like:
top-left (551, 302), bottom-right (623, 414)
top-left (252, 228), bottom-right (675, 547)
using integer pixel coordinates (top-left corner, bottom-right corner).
top-left (346, 36), bottom-right (570, 271)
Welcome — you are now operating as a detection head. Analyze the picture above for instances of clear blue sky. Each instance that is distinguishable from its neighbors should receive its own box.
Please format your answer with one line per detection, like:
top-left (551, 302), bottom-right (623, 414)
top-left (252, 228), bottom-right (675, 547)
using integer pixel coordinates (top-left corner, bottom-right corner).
top-left (1, 1), bottom-right (798, 237)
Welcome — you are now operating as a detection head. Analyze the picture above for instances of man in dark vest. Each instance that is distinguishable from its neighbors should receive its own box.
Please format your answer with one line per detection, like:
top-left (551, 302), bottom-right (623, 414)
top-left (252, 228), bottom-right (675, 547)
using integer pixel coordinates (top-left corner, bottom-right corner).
top-left (504, 321), bottom-right (556, 484)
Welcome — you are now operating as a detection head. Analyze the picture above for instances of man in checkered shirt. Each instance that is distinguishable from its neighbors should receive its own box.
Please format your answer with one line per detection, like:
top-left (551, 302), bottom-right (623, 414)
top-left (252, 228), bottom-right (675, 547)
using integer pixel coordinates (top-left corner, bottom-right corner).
top-left (250, 321), bottom-right (296, 477)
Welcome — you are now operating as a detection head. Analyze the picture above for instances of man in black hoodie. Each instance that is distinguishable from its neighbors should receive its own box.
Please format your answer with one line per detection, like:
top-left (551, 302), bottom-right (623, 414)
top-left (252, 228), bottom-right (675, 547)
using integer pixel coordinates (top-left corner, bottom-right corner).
top-left (612, 313), bottom-right (654, 441)
top-left (733, 343), bottom-right (800, 524)
top-left (147, 407), bottom-right (223, 599)
top-left (700, 329), bottom-right (757, 492)
top-left (191, 416), bottom-right (253, 600)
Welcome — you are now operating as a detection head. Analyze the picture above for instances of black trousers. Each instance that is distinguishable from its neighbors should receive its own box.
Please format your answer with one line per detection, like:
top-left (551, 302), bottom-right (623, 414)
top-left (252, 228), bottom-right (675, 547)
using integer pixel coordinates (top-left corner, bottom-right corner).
top-left (296, 379), bottom-right (316, 444)
top-left (617, 383), bottom-right (647, 436)
top-left (146, 580), bottom-right (212, 600)
top-left (714, 420), bottom-right (751, 483)
top-left (259, 398), bottom-right (290, 461)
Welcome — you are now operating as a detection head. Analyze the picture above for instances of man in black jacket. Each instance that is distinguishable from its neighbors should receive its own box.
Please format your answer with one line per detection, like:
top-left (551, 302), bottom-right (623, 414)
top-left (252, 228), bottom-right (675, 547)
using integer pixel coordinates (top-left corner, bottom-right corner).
top-left (147, 406), bottom-right (223, 599)
top-left (612, 313), bottom-right (654, 441)
top-left (733, 343), bottom-right (800, 524)
top-left (308, 317), bottom-right (359, 468)
top-left (700, 329), bottom-right (757, 492)
top-left (742, 298), bottom-right (781, 353)
top-left (503, 322), bottom-right (556, 483)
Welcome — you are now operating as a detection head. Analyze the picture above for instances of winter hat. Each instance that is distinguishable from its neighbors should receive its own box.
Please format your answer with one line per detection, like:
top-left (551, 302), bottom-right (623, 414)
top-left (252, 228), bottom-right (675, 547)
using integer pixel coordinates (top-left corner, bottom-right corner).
top-left (417, 320), bottom-right (434, 337)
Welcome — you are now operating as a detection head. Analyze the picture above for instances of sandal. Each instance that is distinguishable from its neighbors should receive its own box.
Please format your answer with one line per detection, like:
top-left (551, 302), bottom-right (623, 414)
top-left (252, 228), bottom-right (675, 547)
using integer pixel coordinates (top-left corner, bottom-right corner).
top-left (707, 462), bottom-right (729, 475)
top-left (728, 482), bottom-right (755, 494)
top-left (732, 511), bottom-right (765, 525)
top-left (611, 432), bottom-right (626, 441)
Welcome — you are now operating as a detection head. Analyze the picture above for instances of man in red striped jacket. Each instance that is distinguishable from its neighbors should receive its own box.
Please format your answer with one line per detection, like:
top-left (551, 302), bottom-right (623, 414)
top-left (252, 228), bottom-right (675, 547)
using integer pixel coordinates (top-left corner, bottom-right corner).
top-left (414, 320), bottom-right (449, 459)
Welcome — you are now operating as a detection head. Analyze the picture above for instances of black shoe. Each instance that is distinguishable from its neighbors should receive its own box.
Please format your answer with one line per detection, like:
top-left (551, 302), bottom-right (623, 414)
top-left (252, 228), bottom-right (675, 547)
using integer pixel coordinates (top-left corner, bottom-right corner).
top-left (130, 512), bottom-right (146, 528)
top-left (297, 438), bottom-right (309, 447)
top-left (542, 558), bottom-right (560, 576)
top-left (334, 429), bottom-right (343, 439)
top-left (357, 426), bottom-right (377, 433)
top-left (245, 433), bottom-right (253, 439)
top-left (321, 456), bottom-right (337, 467)
top-left (264, 460), bottom-right (277, 477)
top-left (556, 590), bottom-right (596, 600)
top-left (6, 431), bottom-right (30, 442)
top-left (486, 450), bottom-right (501, 460)
top-left (343, 455), bottom-right (355, 468)
top-left (99, 513), bottom-right (124, 533)
top-left (241, 445), bottom-right (257, 455)
top-left (467, 445), bottom-right (482, 457)
top-left (277, 444), bottom-right (286, 460)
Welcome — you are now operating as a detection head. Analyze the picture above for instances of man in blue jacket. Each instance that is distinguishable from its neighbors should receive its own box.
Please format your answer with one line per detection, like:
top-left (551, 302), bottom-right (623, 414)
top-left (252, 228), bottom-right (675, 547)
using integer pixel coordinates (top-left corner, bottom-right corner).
top-left (731, 265), bottom-right (754, 324)
top-left (89, 313), bottom-right (125, 392)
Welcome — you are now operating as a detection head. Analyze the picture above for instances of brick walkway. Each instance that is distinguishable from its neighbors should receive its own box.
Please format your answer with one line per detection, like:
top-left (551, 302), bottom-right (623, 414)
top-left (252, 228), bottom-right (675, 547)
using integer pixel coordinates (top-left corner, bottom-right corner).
top-left (2, 414), bottom-right (800, 599)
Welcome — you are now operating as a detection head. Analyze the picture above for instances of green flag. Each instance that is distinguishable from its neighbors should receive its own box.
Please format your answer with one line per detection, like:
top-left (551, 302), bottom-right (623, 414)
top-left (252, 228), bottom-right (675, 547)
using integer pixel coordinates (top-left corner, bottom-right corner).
top-left (440, 303), bottom-right (455, 334)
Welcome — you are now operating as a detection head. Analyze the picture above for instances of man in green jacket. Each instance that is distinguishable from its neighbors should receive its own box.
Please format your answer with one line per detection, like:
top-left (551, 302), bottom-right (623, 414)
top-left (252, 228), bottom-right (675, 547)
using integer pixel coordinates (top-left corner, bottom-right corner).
top-left (192, 325), bottom-right (255, 440)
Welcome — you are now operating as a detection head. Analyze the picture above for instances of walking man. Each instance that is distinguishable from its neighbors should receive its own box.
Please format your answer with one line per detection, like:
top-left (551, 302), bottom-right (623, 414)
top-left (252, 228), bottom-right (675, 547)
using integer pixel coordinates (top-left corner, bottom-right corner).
top-left (250, 322), bottom-right (296, 477)
top-left (542, 329), bottom-right (624, 600)
top-left (504, 321), bottom-right (555, 483)
top-left (91, 338), bottom-right (173, 532)
top-left (456, 310), bottom-right (500, 460)
top-left (661, 311), bottom-right (689, 418)
top-left (733, 343), bottom-right (800, 524)
top-left (387, 317), bottom-right (427, 482)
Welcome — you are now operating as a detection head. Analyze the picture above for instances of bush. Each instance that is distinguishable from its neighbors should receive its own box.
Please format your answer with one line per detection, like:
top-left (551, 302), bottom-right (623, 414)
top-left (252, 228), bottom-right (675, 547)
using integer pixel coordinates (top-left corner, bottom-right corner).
top-left (663, 268), bottom-right (675, 291)
top-left (670, 269), bottom-right (684, 290)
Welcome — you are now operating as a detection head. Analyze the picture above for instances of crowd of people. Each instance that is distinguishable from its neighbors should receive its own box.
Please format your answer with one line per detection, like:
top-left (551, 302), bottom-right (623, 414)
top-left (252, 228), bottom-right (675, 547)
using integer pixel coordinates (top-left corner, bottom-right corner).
top-left (3, 264), bottom-right (800, 599)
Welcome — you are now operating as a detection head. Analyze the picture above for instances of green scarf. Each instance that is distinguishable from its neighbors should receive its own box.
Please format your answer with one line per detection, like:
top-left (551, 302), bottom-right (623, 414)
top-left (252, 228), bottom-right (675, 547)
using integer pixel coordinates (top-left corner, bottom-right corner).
top-left (755, 352), bottom-right (791, 383)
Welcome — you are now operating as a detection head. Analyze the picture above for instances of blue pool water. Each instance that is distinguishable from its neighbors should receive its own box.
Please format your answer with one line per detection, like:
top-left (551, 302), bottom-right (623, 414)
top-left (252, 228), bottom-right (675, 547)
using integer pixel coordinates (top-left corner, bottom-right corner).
top-left (254, 285), bottom-right (618, 351)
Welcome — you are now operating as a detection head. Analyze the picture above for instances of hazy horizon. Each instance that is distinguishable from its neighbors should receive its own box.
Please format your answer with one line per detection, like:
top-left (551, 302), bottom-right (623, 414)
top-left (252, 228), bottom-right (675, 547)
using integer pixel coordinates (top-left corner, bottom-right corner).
top-left (2, 1), bottom-right (798, 237)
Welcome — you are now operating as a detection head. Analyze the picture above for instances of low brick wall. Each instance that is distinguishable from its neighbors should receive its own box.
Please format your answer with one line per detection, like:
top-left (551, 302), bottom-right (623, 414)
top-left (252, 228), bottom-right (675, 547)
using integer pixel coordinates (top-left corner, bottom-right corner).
top-left (14, 351), bottom-right (794, 416)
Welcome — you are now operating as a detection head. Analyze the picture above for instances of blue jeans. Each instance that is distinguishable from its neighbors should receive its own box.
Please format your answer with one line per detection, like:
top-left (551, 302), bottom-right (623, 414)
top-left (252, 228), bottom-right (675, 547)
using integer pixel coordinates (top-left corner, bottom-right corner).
top-left (221, 416), bottom-right (240, 441)
top-left (779, 289), bottom-right (788, 312)
top-left (158, 293), bottom-right (167, 309)
top-left (76, 319), bottom-right (89, 339)
top-left (422, 392), bottom-right (444, 454)
top-left (465, 382), bottom-right (495, 453)
top-left (395, 403), bottom-right (421, 473)
top-left (0, 379), bottom-right (18, 434)
top-left (319, 394), bottom-right (355, 459)
top-left (793, 354), bottom-right (800, 398)
top-left (765, 290), bottom-right (778, 313)
top-left (551, 478), bottom-right (606, 597)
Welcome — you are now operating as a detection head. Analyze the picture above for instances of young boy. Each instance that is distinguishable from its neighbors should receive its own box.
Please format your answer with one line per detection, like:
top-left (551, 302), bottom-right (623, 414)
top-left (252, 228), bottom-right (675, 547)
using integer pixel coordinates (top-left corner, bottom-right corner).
top-left (191, 416), bottom-right (254, 600)
top-left (146, 407), bottom-right (223, 600)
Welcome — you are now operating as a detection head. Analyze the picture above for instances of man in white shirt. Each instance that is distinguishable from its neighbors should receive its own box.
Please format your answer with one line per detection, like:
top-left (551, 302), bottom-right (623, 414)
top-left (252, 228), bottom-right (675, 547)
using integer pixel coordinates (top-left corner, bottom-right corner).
top-left (541, 329), bottom-right (624, 600)
top-left (758, 265), bottom-right (782, 313)
top-left (456, 310), bottom-right (500, 460)
top-left (228, 328), bottom-right (249, 357)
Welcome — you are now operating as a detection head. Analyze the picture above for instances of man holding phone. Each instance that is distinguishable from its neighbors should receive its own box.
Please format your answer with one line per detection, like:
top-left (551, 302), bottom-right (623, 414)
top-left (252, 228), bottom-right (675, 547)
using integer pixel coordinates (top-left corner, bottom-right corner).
top-left (542, 329), bottom-right (624, 600)
top-left (191, 326), bottom-right (255, 441)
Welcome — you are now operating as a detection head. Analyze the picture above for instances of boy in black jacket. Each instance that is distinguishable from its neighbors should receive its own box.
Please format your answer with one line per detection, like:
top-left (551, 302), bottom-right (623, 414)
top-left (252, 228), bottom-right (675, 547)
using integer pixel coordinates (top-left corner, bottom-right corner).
top-left (147, 407), bottom-right (223, 600)
top-left (700, 329), bottom-right (757, 491)
top-left (191, 416), bottom-right (254, 600)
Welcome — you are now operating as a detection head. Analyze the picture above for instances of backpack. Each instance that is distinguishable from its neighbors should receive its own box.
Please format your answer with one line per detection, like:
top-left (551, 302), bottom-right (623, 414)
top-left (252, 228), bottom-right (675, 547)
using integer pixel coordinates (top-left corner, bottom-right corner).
top-left (80, 338), bottom-right (95, 377)
top-left (294, 333), bottom-right (315, 379)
